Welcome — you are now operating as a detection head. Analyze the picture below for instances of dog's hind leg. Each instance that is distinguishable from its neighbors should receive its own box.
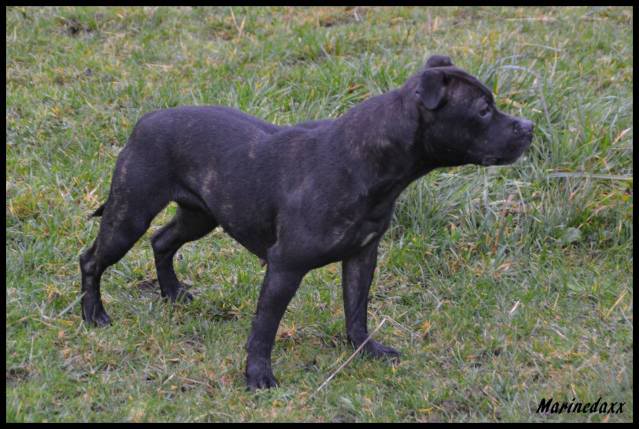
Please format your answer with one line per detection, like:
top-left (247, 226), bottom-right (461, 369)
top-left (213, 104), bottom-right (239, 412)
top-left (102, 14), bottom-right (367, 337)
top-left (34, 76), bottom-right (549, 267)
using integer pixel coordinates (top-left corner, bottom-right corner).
top-left (151, 206), bottom-right (218, 302)
top-left (80, 194), bottom-right (168, 326)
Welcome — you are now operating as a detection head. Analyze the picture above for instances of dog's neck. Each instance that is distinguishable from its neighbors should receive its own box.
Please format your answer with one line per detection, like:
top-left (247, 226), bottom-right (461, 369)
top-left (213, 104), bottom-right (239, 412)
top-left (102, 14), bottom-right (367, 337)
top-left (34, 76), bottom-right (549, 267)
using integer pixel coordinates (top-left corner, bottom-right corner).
top-left (332, 77), bottom-right (439, 200)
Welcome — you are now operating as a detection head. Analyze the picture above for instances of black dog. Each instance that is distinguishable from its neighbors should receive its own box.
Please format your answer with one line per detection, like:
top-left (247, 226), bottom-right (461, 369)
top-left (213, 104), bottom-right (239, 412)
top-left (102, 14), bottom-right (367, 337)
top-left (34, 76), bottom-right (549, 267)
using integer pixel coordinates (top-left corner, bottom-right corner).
top-left (80, 55), bottom-right (533, 390)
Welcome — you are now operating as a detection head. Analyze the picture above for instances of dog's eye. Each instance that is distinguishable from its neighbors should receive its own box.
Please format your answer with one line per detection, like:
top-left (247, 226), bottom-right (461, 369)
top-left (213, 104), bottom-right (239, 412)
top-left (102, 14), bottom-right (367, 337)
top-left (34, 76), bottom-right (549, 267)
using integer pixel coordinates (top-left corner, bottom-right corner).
top-left (479, 106), bottom-right (491, 117)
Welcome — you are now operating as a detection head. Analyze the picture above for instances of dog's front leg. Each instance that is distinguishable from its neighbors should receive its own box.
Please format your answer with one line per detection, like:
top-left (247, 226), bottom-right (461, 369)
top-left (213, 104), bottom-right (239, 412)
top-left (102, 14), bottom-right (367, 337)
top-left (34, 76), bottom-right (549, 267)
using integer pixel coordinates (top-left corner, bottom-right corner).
top-left (342, 239), bottom-right (400, 360)
top-left (245, 265), bottom-right (306, 390)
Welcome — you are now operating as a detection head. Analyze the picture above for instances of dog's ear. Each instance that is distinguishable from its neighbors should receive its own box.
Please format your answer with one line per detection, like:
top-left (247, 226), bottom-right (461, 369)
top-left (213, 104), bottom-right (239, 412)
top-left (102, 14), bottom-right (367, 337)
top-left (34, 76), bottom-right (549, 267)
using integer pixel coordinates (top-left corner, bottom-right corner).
top-left (425, 55), bottom-right (453, 68)
top-left (417, 69), bottom-right (448, 110)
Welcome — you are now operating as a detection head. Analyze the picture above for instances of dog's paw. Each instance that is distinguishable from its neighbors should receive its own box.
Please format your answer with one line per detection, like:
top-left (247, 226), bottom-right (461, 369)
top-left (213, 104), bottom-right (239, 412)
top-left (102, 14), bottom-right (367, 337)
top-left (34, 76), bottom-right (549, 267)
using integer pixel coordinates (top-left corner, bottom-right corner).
top-left (173, 286), bottom-right (194, 303)
top-left (82, 301), bottom-right (112, 327)
top-left (362, 340), bottom-right (401, 362)
top-left (161, 283), bottom-right (194, 303)
top-left (246, 366), bottom-right (279, 391)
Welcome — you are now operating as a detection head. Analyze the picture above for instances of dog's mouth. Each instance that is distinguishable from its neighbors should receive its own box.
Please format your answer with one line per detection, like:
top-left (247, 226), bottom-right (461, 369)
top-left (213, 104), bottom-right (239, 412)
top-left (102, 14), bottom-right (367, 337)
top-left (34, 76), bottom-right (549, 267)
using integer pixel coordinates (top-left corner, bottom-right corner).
top-left (480, 156), bottom-right (503, 166)
top-left (480, 136), bottom-right (532, 166)
top-left (481, 152), bottom-right (523, 166)
top-left (479, 156), bottom-right (514, 166)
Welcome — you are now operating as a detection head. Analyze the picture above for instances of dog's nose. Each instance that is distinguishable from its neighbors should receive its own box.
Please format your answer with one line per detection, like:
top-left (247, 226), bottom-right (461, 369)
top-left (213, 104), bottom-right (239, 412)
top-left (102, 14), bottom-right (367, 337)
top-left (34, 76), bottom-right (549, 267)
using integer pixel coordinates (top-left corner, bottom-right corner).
top-left (514, 119), bottom-right (534, 137)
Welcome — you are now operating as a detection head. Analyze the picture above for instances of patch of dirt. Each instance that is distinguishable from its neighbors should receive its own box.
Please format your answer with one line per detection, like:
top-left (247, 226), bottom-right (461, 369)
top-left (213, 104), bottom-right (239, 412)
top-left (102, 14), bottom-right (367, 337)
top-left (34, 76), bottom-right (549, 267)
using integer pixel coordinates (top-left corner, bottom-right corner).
top-left (6, 365), bottom-right (31, 383)
top-left (61, 17), bottom-right (93, 37)
top-left (317, 7), bottom-right (367, 28)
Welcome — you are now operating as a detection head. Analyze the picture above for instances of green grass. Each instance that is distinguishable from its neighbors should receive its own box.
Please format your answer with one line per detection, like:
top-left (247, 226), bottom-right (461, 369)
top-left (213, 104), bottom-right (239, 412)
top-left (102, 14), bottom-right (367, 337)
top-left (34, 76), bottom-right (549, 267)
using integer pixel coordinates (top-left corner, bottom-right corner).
top-left (6, 6), bottom-right (633, 422)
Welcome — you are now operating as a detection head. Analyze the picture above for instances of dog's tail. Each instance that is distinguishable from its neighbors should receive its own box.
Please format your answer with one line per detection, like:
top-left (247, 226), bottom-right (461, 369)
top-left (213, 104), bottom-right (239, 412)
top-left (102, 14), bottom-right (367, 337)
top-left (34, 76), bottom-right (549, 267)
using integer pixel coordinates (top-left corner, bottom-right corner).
top-left (88, 202), bottom-right (106, 219)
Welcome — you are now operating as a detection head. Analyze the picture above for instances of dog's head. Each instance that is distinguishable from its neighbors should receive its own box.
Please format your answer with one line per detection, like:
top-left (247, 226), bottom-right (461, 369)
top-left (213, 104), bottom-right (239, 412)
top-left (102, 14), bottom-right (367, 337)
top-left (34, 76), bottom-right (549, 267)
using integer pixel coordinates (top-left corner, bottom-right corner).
top-left (414, 55), bottom-right (534, 167)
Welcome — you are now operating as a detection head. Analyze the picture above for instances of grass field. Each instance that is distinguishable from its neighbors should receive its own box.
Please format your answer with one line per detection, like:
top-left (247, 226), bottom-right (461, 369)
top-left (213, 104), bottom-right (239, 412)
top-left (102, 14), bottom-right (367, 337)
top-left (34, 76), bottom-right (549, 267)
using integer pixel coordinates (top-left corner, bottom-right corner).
top-left (6, 6), bottom-right (633, 422)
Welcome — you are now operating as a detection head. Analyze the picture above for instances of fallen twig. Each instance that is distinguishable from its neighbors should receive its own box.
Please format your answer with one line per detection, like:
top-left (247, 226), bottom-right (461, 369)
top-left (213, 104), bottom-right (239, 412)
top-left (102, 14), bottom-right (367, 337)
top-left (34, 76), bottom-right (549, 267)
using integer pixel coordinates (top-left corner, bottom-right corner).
top-left (548, 172), bottom-right (633, 181)
top-left (312, 317), bottom-right (389, 397)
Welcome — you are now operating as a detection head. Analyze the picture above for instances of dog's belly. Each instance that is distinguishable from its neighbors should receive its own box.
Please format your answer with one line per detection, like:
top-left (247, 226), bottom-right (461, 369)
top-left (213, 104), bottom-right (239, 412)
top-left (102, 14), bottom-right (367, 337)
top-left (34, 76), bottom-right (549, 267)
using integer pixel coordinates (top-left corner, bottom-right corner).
top-left (207, 201), bottom-right (275, 259)
top-left (219, 221), bottom-right (273, 260)
top-left (265, 212), bottom-right (391, 269)
top-left (208, 202), bottom-right (388, 266)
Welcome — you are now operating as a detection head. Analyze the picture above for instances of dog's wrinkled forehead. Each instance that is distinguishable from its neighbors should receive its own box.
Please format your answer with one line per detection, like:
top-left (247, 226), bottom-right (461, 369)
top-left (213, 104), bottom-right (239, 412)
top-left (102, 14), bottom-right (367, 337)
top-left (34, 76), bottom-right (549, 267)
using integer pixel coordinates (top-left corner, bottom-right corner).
top-left (441, 66), bottom-right (495, 104)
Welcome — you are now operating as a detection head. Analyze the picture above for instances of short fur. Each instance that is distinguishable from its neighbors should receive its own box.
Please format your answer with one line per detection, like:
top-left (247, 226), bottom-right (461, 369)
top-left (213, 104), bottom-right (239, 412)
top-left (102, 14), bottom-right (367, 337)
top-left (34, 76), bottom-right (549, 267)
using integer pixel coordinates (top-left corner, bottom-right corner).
top-left (80, 55), bottom-right (533, 390)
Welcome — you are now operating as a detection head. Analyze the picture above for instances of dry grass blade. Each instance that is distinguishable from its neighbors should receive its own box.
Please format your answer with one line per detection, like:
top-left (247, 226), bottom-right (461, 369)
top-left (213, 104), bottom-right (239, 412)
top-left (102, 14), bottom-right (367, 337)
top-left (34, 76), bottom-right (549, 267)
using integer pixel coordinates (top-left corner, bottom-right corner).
top-left (312, 317), bottom-right (388, 397)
